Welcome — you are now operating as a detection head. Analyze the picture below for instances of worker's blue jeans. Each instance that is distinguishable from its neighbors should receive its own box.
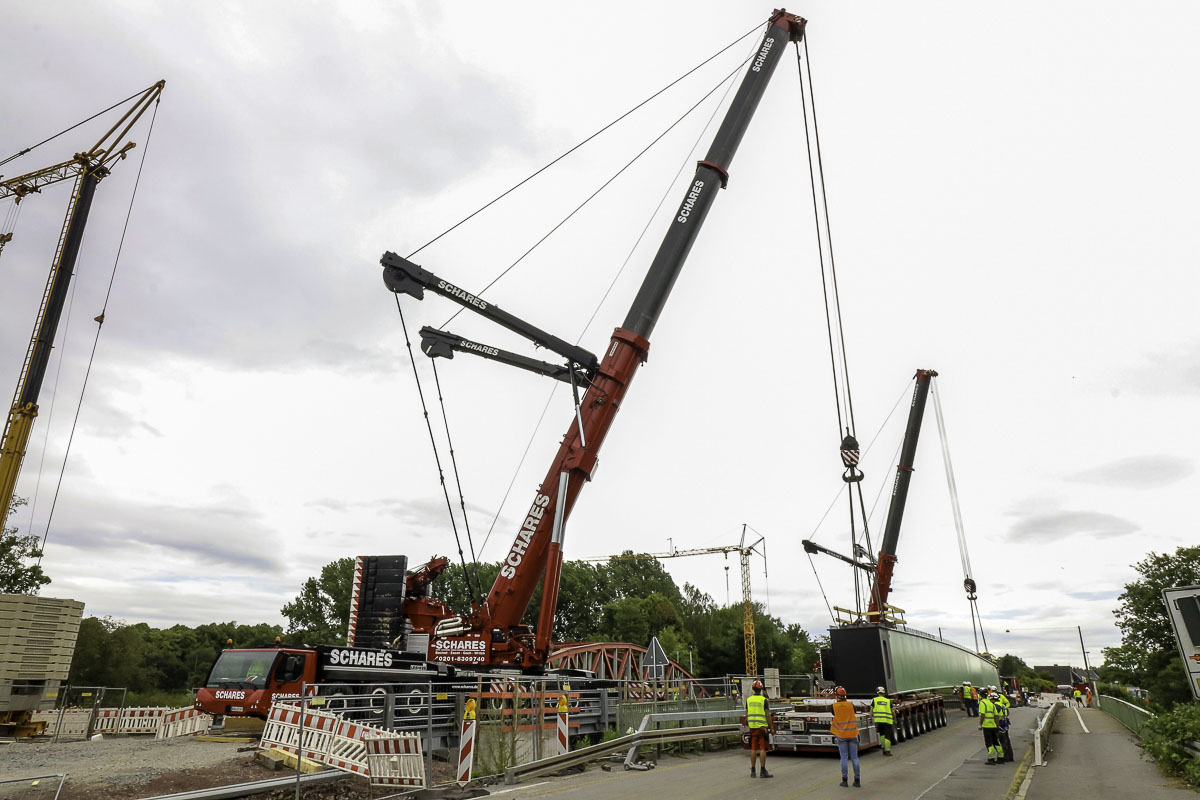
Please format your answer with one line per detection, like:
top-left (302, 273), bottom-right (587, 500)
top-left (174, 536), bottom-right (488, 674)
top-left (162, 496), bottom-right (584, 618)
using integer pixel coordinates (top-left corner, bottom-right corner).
top-left (836, 738), bottom-right (860, 780)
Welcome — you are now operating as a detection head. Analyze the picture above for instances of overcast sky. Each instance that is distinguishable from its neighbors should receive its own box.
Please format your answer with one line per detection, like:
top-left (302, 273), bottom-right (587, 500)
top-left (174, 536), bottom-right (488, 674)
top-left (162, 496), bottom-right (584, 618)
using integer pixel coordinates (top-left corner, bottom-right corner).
top-left (2, 1), bottom-right (1197, 671)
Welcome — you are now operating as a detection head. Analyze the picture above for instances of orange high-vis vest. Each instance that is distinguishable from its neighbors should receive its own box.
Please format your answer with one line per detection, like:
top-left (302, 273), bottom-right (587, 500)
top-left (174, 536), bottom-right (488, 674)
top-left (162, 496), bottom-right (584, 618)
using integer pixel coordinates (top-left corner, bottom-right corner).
top-left (831, 700), bottom-right (858, 739)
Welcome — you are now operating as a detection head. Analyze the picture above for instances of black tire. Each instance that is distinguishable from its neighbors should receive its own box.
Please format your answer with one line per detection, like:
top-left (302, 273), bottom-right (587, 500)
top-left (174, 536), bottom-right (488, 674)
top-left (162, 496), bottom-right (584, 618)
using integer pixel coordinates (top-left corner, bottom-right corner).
top-left (939, 704), bottom-right (948, 727)
top-left (894, 714), bottom-right (905, 743)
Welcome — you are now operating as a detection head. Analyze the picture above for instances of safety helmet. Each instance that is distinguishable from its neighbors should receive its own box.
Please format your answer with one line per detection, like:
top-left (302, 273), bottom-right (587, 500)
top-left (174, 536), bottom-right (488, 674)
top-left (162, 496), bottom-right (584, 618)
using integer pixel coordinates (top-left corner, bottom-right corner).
top-left (752, 680), bottom-right (764, 690)
top-left (834, 686), bottom-right (847, 697)
top-left (963, 681), bottom-right (971, 686)
top-left (989, 685), bottom-right (997, 691)
top-left (876, 686), bottom-right (886, 695)
top-left (989, 691), bottom-right (999, 699)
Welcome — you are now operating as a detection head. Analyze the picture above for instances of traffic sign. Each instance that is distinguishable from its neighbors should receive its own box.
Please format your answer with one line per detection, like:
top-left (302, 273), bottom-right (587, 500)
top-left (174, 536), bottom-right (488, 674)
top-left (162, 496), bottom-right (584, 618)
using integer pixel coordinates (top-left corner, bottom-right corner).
top-left (1162, 585), bottom-right (1200, 701)
top-left (644, 636), bottom-right (669, 680)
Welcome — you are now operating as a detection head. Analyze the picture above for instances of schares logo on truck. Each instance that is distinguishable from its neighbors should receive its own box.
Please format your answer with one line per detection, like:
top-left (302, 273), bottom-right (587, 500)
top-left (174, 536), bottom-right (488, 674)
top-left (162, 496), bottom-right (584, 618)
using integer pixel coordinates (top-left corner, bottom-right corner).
top-left (328, 649), bottom-right (393, 667)
top-left (499, 493), bottom-right (551, 578)
top-left (214, 690), bottom-right (245, 699)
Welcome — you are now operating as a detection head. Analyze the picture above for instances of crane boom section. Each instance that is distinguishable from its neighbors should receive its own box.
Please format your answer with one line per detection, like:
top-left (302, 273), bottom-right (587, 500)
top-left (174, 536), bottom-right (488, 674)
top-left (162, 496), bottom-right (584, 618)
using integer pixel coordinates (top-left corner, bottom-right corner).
top-left (866, 368), bottom-right (937, 617)
top-left (475, 11), bottom-right (806, 665)
top-left (0, 80), bottom-right (164, 533)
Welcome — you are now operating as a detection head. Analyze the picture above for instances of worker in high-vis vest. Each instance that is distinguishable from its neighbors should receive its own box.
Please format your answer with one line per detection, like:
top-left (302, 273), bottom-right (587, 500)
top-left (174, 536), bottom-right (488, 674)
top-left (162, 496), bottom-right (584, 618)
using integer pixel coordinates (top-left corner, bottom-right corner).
top-left (1073, 687), bottom-right (1083, 707)
top-left (962, 681), bottom-right (979, 717)
top-left (746, 680), bottom-right (775, 779)
top-left (872, 686), bottom-right (894, 756)
top-left (464, 697), bottom-right (476, 720)
top-left (831, 686), bottom-right (861, 787)
top-left (978, 690), bottom-right (1002, 764)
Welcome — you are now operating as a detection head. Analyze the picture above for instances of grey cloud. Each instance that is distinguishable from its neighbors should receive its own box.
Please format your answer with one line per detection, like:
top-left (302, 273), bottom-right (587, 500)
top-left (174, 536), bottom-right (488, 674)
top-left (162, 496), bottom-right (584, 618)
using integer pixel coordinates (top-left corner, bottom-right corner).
top-left (1008, 510), bottom-right (1138, 543)
top-left (1127, 340), bottom-right (1200, 396)
top-left (1066, 590), bottom-right (1119, 601)
top-left (45, 496), bottom-right (283, 572)
top-left (1066, 455), bottom-right (1195, 489)
top-left (0, 2), bottom-right (540, 379)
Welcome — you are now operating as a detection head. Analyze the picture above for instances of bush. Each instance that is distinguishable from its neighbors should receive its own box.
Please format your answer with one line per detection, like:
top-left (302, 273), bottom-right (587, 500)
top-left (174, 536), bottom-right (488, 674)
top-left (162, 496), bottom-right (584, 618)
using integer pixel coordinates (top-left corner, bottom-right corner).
top-left (1140, 701), bottom-right (1200, 787)
top-left (1099, 683), bottom-right (1145, 708)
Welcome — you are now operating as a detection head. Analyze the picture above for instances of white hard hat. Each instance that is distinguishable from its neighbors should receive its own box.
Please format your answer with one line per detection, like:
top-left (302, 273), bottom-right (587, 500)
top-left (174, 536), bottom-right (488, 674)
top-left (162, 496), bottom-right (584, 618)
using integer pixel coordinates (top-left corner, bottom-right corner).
top-left (964, 681), bottom-right (971, 685)
top-left (876, 686), bottom-right (886, 694)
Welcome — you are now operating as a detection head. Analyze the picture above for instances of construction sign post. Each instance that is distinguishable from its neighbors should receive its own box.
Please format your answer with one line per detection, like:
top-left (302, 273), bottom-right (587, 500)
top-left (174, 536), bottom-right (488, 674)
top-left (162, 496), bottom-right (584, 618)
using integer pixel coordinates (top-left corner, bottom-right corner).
top-left (1163, 585), bottom-right (1200, 701)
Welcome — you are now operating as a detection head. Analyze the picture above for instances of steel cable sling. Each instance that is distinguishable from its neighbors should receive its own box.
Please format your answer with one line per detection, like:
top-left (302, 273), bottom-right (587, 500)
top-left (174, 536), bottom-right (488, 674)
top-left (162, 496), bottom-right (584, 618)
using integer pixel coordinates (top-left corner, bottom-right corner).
top-left (930, 376), bottom-right (988, 652)
top-left (794, 34), bottom-right (880, 619)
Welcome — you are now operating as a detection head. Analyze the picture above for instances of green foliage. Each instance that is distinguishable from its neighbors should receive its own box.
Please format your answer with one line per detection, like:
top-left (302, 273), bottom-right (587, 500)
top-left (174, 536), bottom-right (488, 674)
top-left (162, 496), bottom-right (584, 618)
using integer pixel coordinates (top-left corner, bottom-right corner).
top-left (1139, 701), bottom-right (1200, 787)
top-left (280, 557), bottom-right (355, 644)
top-left (1104, 545), bottom-right (1200, 711)
top-left (68, 617), bottom-right (284, 693)
top-left (0, 496), bottom-right (51, 594)
top-left (1097, 682), bottom-right (1144, 707)
top-left (995, 653), bottom-right (1054, 691)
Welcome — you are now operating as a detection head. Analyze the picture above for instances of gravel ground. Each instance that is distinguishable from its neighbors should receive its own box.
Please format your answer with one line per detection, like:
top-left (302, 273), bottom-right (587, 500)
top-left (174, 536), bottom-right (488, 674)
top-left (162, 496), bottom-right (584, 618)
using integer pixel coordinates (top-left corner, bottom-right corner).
top-left (0, 737), bottom-right (262, 798)
top-left (0, 737), bottom-right (480, 799)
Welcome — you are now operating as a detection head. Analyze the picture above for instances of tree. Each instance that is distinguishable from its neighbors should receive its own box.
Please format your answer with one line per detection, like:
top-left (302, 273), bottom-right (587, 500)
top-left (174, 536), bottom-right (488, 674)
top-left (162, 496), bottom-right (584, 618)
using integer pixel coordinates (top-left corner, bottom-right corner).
top-left (1108, 545), bottom-right (1200, 710)
top-left (280, 557), bottom-right (355, 644)
top-left (0, 496), bottom-right (51, 594)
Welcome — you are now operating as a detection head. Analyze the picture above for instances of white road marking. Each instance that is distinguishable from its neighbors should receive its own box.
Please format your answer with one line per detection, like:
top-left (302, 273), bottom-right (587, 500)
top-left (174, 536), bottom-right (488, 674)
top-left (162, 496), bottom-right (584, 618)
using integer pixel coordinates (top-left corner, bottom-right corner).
top-left (1073, 706), bottom-right (1090, 733)
top-left (487, 781), bottom-right (551, 796)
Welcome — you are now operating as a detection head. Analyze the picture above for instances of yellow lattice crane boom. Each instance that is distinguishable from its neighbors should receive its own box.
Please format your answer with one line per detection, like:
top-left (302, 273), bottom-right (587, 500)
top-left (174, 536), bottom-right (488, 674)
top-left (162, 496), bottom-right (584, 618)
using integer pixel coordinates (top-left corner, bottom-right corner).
top-left (582, 524), bottom-right (767, 676)
top-left (0, 81), bottom-right (164, 533)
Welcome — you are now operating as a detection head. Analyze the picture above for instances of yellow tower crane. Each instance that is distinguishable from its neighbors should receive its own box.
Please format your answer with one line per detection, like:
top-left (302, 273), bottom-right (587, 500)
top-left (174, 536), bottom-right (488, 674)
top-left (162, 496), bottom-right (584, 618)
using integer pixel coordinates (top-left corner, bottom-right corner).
top-left (583, 524), bottom-right (767, 676)
top-left (0, 81), bottom-right (164, 532)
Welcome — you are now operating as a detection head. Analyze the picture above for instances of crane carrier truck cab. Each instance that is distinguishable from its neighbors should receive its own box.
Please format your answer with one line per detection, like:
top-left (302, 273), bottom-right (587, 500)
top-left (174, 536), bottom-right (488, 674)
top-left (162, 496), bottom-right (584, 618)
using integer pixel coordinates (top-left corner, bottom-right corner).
top-left (195, 642), bottom-right (451, 718)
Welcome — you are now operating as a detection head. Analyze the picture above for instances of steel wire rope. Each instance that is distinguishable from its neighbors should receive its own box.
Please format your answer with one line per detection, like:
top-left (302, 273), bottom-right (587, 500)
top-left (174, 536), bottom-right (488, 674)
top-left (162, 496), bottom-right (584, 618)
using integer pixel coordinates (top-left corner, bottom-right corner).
top-left (441, 54), bottom-right (756, 331)
top-left (393, 297), bottom-right (478, 599)
top-left (404, 21), bottom-right (767, 263)
top-left (802, 35), bottom-right (856, 434)
top-left (36, 96), bottom-right (161, 561)
top-left (474, 51), bottom-right (751, 561)
top-left (429, 359), bottom-right (480, 601)
top-left (930, 376), bottom-right (987, 651)
top-left (807, 551), bottom-right (837, 624)
top-left (0, 87), bottom-right (148, 170)
top-left (806, 378), bottom-right (911, 543)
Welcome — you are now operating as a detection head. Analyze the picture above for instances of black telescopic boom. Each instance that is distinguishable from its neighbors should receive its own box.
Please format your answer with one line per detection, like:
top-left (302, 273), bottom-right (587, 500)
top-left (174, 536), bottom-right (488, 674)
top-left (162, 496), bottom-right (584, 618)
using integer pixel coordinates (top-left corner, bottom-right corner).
top-left (622, 11), bottom-right (805, 339)
top-left (19, 171), bottom-right (101, 404)
top-left (877, 369), bottom-right (937, 557)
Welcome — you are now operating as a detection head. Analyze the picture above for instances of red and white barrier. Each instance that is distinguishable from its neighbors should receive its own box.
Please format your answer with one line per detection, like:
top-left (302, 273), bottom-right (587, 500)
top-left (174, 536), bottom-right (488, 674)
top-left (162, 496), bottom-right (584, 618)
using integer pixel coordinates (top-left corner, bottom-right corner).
top-left (259, 701), bottom-right (423, 786)
top-left (557, 695), bottom-right (570, 755)
top-left (456, 717), bottom-right (476, 785)
top-left (155, 707), bottom-right (213, 739)
top-left (365, 734), bottom-right (425, 787)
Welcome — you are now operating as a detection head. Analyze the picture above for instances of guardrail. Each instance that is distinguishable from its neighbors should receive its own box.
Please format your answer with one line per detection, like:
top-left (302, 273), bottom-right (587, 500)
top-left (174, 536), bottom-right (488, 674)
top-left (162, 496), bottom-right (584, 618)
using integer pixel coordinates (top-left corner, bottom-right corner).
top-left (504, 722), bottom-right (740, 785)
top-left (1098, 695), bottom-right (1154, 734)
top-left (622, 707), bottom-right (747, 769)
top-left (1032, 698), bottom-right (1065, 766)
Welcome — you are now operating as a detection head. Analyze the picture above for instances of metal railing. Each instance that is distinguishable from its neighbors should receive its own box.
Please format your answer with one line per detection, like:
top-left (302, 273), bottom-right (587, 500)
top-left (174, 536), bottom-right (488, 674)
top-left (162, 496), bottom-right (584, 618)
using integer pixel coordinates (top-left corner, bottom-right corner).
top-left (1032, 698), bottom-right (1065, 766)
top-left (503, 722), bottom-right (740, 784)
top-left (623, 707), bottom-right (747, 769)
top-left (1098, 695), bottom-right (1154, 734)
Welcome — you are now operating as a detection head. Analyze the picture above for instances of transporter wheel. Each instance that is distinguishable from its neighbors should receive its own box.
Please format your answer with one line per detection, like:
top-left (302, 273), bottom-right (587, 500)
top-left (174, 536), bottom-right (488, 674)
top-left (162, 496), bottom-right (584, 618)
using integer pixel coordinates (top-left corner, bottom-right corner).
top-left (906, 711), bottom-right (918, 738)
top-left (938, 704), bottom-right (947, 727)
top-left (922, 707), bottom-right (932, 732)
top-left (894, 713), bottom-right (906, 743)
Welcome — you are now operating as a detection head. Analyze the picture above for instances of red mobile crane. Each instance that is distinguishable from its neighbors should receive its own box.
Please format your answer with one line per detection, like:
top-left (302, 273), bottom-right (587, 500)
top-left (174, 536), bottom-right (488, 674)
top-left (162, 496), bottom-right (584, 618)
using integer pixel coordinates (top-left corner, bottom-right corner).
top-left (196, 10), bottom-right (806, 717)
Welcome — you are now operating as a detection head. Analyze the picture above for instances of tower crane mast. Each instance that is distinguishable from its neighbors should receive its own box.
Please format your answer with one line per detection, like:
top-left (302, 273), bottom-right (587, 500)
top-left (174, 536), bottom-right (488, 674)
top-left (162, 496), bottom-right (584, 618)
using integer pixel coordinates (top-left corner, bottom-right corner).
top-left (0, 81), bottom-right (163, 533)
top-left (583, 524), bottom-right (767, 676)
